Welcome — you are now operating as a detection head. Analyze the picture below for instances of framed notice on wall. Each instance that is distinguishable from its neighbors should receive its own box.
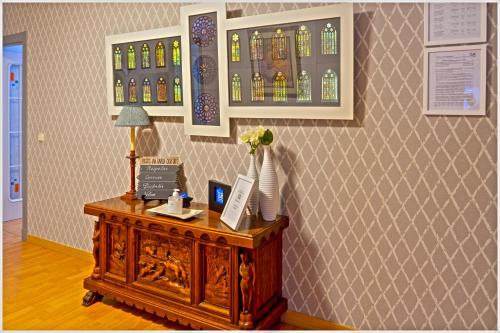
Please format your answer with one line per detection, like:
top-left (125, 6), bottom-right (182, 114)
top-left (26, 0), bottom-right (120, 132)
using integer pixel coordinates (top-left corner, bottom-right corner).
top-left (424, 3), bottom-right (487, 46)
top-left (423, 44), bottom-right (486, 116)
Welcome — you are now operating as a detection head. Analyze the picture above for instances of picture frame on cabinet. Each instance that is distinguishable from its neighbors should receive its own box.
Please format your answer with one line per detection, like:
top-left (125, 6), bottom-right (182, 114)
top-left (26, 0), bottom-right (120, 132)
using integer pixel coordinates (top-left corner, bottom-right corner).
top-left (220, 174), bottom-right (256, 231)
top-left (105, 26), bottom-right (186, 117)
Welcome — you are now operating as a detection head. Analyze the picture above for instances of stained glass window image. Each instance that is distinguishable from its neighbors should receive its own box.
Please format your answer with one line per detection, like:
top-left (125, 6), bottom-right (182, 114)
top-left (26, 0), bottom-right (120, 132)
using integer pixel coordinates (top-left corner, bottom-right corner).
top-left (194, 93), bottom-right (218, 123)
top-left (296, 25), bottom-right (311, 58)
top-left (231, 33), bottom-right (240, 62)
top-left (193, 55), bottom-right (217, 85)
top-left (127, 45), bottom-right (136, 70)
top-left (142, 78), bottom-right (152, 103)
top-left (273, 72), bottom-right (287, 102)
top-left (115, 79), bottom-right (124, 103)
top-left (250, 31), bottom-right (264, 61)
top-left (128, 78), bottom-right (137, 103)
top-left (141, 43), bottom-right (150, 69)
top-left (297, 70), bottom-right (312, 102)
top-left (157, 77), bottom-right (167, 103)
top-left (192, 15), bottom-right (216, 47)
top-left (172, 39), bottom-right (181, 66)
top-left (321, 69), bottom-right (338, 101)
top-left (114, 47), bottom-right (122, 70)
top-left (231, 74), bottom-right (241, 102)
top-left (321, 23), bottom-right (337, 55)
top-left (156, 41), bottom-right (165, 67)
top-left (272, 28), bottom-right (287, 60)
top-left (251, 73), bottom-right (264, 102)
top-left (174, 77), bottom-right (182, 103)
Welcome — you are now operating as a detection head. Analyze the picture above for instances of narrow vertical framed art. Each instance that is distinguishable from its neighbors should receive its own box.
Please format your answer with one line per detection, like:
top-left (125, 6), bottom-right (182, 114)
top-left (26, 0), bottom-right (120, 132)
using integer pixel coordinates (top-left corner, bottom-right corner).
top-left (180, 3), bottom-right (230, 137)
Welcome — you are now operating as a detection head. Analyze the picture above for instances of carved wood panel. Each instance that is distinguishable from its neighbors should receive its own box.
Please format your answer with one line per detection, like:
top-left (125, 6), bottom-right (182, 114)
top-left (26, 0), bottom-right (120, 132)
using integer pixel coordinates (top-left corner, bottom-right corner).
top-left (91, 221), bottom-right (101, 279)
top-left (254, 238), bottom-right (279, 310)
top-left (136, 231), bottom-right (192, 297)
top-left (203, 245), bottom-right (231, 308)
top-left (107, 223), bottom-right (127, 276)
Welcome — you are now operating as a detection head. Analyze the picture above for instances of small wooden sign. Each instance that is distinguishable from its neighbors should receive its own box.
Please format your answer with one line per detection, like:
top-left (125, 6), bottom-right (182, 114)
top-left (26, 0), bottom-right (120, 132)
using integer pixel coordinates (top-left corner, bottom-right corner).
top-left (137, 156), bottom-right (181, 200)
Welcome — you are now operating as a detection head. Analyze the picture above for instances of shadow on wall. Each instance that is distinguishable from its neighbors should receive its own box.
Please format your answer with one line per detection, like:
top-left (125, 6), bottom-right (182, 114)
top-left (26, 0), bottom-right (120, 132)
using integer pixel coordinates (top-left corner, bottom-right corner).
top-left (136, 117), bottom-right (188, 191)
top-left (260, 9), bottom-right (373, 321)
top-left (136, 122), bottom-right (161, 156)
top-left (275, 142), bottom-right (325, 316)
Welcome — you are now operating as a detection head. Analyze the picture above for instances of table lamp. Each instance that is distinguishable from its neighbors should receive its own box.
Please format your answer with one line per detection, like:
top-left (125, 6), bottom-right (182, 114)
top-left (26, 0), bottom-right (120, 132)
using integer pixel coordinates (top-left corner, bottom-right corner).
top-left (115, 106), bottom-right (150, 201)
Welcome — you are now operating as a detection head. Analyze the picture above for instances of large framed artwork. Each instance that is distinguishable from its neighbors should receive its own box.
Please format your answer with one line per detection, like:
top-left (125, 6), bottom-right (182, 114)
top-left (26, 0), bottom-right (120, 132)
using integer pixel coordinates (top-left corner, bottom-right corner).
top-left (105, 4), bottom-right (354, 136)
top-left (105, 27), bottom-right (185, 116)
top-left (180, 3), bottom-right (230, 137)
top-left (224, 4), bottom-right (353, 119)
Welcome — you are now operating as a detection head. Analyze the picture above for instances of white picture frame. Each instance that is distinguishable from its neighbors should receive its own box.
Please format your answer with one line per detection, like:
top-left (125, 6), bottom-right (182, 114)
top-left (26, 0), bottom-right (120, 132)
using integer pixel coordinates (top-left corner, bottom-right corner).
top-left (424, 3), bottom-right (487, 46)
top-left (423, 44), bottom-right (486, 116)
top-left (224, 3), bottom-right (354, 120)
top-left (180, 3), bottom-right (231, 137)
top-left (105, 26), bottom-right (186, 117)
top-left (220, 174), bottom-right (256, 231)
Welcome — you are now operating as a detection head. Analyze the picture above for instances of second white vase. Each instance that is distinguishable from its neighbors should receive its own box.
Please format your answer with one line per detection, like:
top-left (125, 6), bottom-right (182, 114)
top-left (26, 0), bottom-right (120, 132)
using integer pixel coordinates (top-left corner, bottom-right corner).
top-left (259, 146), bottom-right (279, 221)
top-left (246, 153), bottom-right (259, 215)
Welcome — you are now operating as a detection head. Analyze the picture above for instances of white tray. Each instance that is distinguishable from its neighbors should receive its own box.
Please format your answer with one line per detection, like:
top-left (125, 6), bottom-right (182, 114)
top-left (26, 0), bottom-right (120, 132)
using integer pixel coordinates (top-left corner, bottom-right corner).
top-left (146, 204), bottom-right (203, 220)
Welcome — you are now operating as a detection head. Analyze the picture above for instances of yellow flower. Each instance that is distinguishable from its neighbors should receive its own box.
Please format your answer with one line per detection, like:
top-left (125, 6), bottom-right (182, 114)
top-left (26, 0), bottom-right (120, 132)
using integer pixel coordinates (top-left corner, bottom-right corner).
top-left (250, 132), bottom-right (260, 146)
top-left (254, 126), bottom-right (266, 139)
top-left (239, 130), bottom-right (251, 143)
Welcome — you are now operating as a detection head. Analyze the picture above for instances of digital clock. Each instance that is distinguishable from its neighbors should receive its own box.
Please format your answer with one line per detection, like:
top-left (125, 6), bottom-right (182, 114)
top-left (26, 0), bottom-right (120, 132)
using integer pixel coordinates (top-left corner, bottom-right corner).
top-left (208, 180), bottom-right (232, 213)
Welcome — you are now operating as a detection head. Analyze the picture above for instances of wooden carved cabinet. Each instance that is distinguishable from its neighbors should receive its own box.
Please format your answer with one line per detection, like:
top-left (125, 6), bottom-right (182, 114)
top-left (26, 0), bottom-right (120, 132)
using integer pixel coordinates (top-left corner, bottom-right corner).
top-left (82, 197), bottom-right (288, 330)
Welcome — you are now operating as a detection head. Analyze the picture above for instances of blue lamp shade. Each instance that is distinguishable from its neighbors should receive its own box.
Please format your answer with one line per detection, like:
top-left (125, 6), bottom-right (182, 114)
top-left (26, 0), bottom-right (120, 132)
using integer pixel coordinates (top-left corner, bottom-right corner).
top-left (115, 106), bottom-right (151, 127)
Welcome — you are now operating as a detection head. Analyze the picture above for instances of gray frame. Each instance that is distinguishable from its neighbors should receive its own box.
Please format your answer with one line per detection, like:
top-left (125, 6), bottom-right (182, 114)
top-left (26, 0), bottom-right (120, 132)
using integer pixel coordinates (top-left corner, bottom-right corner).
top-left (112, 36), bottom-right (183, 107)
top-left (227, 17), bottom-right (341, 107)
top-left (4, 31), bottom-right (28, 241)
top-left (188, 11), bottom-right (221, 127)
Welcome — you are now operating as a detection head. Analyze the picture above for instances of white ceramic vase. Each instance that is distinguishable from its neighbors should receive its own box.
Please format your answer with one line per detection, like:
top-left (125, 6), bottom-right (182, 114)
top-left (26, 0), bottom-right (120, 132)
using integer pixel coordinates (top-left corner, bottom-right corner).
top-left (246, 153), bottom-right (259, 215)
top-left (259, 145), bottom-right (279, 221)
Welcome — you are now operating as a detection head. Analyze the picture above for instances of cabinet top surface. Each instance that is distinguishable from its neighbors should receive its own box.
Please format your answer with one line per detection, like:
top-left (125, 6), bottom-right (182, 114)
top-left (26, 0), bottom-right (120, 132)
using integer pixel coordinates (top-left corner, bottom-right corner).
top-left (84, 197), bottom-right (288, 245)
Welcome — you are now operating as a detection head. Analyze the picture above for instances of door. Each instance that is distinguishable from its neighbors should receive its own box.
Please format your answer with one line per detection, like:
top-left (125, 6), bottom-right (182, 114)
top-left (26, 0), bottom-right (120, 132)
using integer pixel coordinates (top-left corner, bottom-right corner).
top-left (3, 44), bottom-right (23, 222)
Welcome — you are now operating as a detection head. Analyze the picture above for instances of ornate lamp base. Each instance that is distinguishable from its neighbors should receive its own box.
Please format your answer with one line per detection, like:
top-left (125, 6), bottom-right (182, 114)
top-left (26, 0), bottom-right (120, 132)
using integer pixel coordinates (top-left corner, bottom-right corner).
top-left (120, 151), bottom-right (139, 202)
top-left (121, 191), bottom-right (138, 202)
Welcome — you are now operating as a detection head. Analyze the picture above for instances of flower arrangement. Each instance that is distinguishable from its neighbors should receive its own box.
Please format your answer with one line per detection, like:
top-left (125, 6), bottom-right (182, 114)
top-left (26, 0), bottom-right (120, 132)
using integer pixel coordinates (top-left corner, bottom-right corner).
top-left (240, 126), bottom-right (273, 154)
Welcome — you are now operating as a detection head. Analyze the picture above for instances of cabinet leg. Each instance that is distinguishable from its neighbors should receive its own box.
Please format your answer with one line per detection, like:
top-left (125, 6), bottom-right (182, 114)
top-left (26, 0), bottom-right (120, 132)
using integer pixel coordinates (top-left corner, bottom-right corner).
top-left (82, 290), bottom-right (103, 307)
top-left (239, 313), bottom-right (254, 330)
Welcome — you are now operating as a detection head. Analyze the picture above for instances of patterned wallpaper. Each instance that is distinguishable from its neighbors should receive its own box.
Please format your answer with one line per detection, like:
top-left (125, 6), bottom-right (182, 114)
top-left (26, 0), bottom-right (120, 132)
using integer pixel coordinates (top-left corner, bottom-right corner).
top-left (3, 2), bottom-right (497, 330)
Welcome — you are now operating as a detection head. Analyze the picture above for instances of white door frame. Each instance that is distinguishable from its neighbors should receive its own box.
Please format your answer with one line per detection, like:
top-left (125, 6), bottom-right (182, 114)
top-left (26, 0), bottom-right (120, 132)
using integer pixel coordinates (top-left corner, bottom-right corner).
top-left (4, 32), bottom-right (27, 241)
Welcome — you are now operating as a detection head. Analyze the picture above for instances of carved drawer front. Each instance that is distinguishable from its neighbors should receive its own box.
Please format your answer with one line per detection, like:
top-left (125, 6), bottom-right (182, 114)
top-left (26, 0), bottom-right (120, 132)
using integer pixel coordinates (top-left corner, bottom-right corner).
top-left (134, 231), bottom-right (192, 300)
top-left (106, 222), bottom-right (127, 279)
top-left (202, 244), bottom-right (231, 309)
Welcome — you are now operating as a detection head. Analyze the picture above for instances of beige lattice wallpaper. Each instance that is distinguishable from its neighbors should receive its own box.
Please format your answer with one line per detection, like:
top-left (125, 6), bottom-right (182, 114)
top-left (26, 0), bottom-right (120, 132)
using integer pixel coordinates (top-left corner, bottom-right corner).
top-left (3, 2), bottom-right (497, 330)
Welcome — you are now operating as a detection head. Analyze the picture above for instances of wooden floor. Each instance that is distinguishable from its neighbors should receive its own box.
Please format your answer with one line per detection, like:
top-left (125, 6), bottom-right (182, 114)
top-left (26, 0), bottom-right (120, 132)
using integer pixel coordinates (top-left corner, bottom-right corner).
top-left (3, 220), bottom-right (297, 330)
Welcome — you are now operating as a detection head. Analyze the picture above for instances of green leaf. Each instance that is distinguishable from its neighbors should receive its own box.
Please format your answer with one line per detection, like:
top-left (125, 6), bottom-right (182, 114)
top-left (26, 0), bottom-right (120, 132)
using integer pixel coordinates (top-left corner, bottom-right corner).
top-left (261, 129), bottom-right (273, 145)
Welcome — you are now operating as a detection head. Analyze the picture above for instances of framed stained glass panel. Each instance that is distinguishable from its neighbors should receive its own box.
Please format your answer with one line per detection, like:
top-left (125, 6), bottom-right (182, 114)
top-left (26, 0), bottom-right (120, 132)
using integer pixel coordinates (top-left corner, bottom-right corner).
top-left (105, 26), bottom-right (186, 116)
top-left (224, 3), bottom-right (353, 120)
top-left (107, 3), bottom-right (353, 134)
top-left (181, 3), bottom-right (229, 137)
